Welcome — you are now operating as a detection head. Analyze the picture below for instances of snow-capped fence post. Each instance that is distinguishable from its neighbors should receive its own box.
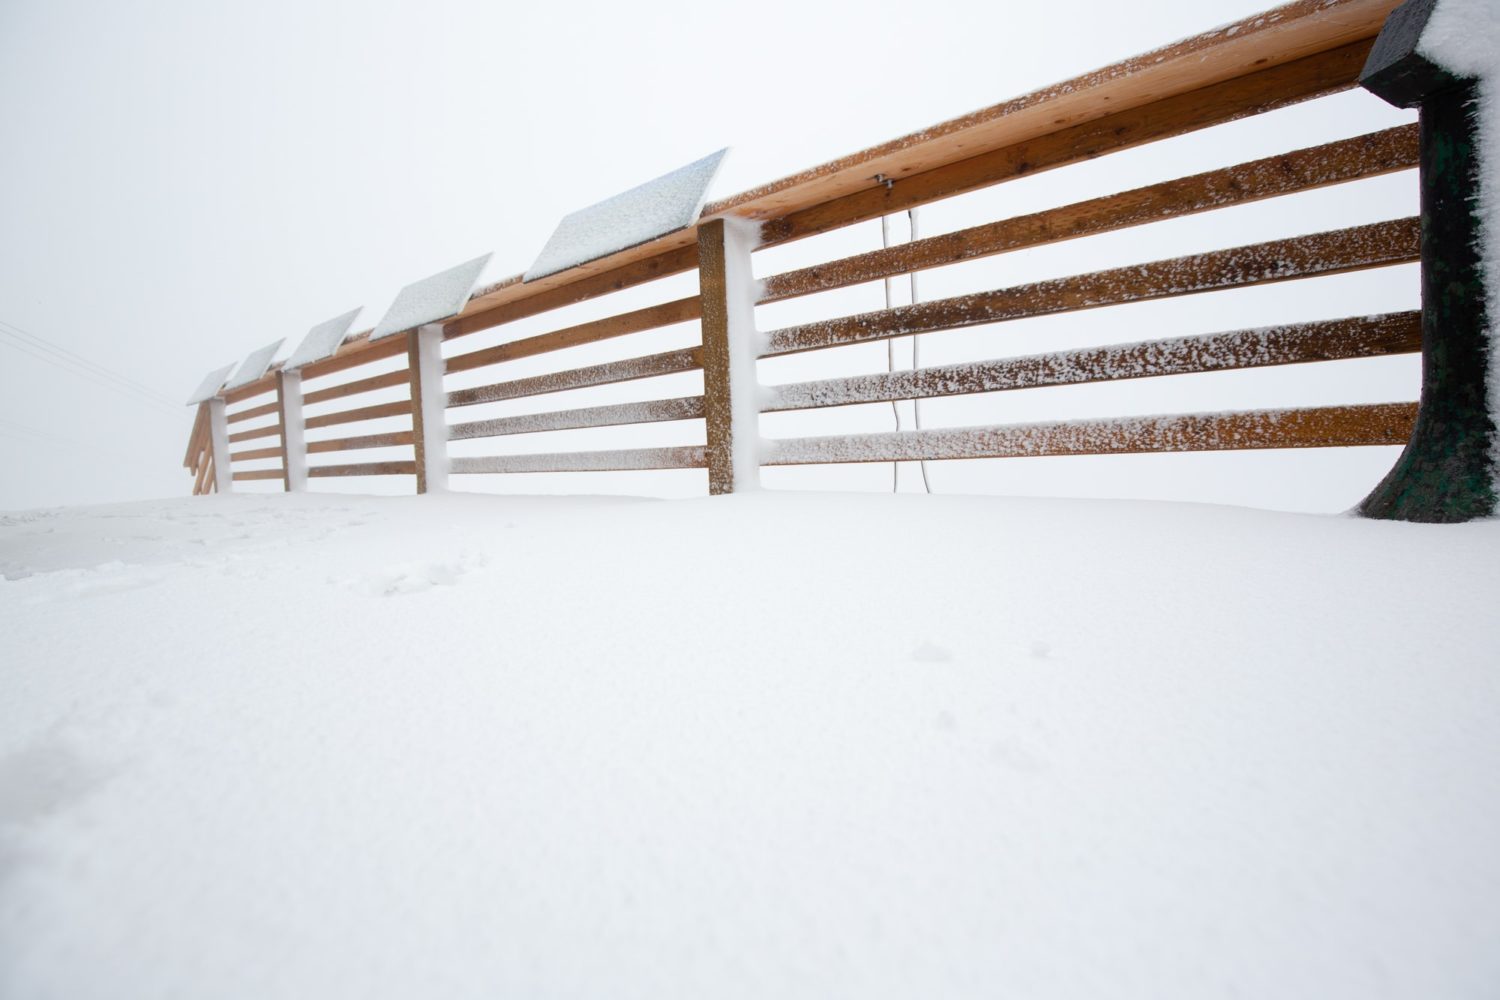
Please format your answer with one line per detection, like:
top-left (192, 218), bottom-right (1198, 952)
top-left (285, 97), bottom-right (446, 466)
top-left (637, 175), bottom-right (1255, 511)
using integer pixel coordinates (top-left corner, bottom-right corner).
top-left (208, 396), bottom-right (233, 494)
top-left (407, 323), bottom-right (449, 494)
top-left (697, 217), bottom-right (762, 494)
top-left (1357, 0), bottom-right (1497, 522)
top-left (276, 370), bottom-right (308, 492)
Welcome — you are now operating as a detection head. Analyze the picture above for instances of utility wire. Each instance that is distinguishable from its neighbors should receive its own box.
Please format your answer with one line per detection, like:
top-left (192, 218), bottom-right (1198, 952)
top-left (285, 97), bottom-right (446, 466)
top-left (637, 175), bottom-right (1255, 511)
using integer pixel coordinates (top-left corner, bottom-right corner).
top-left (0, 316), bottom-right (180, 406)
top-left (0, 324), bottom-right (180, 415)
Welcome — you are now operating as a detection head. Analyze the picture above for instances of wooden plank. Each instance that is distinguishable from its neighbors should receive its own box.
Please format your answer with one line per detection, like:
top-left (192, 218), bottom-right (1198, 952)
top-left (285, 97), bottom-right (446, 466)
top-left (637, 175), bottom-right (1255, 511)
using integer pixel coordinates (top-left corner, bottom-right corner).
top-left (698, 219), bottom-right (737, 495)
top-left (445, 245), bottom-right (700, 341)
top-left (407, 330), bottom-right (430, 494)
top-left (444, 296), bottom-right (702, 375)
top-left (764, 403), bottom-right (1417, 465)
top-left (199, 456), bottom-right (214, 494)
top-left (297, 331), bottom-right (408, 382)
top-left (307, 461), bottom-right (417, 478)
top-left (230, 445), bottom-right (283, 462)
top-left (227, 421), bottom-right (282, 444)
top-left (761, 125), bottom-right (1420, 302)
top-left (450, 446), bottom-right (706, 475)
top-left (306, 431), bottom-right (415, 453)
top-left (222, 378), bottom-right (277, 406)
top-left (446, 347), bottom-right (702, 409)
top-left (184, 403), bottom-right (207, 469)
top-left (759, 40), bottom-right (1377, 247)
top-left (228, 399), bottom-right (280, 424)
top-left (763, 218), bottom-right (1420, 356)
top-left (764, 312), bottom-right (1422, 411)
top-left (301, 368), bottom-right (409, 406)
top-left (303, 400), bottom-right (410, 430)
top-left (193, 449), bottom-right (210, 495)
top-left (232, 468), bottom-right (286, 482)
top-left (448, 396), bottom-right (704, 441)
top-left (709, 0), bottom-right (1398, 223)
top-left (274, 372), bottom-right (292, 492)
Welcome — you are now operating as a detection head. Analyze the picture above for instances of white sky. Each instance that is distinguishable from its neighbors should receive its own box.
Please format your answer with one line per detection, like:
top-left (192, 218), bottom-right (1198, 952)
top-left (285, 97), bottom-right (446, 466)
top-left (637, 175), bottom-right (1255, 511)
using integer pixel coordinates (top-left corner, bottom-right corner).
top-left (0, 0), bottom-right (1418, 512)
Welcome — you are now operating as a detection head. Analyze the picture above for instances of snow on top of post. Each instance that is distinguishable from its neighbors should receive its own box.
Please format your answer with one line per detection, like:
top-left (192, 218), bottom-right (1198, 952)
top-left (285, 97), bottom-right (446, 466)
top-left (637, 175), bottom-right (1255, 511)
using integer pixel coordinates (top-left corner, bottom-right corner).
top-left (1416, 0), bottom-right (1500, 77)
top-left (185, 363), bottom-right (236, 405)
top-left (371, 254), bottom-right (492, 342)
top-left (524, 149), bottom-right (729, 282)
top-left (224, 339), bottom-right (286, 391)
top-left (284, 308), bottom-right (363, 371)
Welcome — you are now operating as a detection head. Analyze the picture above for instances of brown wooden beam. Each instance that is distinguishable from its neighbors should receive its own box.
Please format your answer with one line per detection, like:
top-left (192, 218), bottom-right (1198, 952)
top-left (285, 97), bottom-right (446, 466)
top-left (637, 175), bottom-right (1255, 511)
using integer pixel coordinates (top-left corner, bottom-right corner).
top-left (306, 431), bottom-right (415, 453)
top-left (764, 218), bottom-right (1420, 356)
top-left (446, 347), bottom-right (702, 409)
top-left (307, 461), bottom-right (418, 477)
top-left (301, 368), bottom-right (409, 406)
top-left (303, 400), bottom-right (410, 430)
top-left (444, 296), bottom-right (702, 376)
top-left (764, 312), bottom-right (1422, 411)
top-left (449, 446), bottom-right (706, 475)
top-left (448, 396), bottom-right (704, 441)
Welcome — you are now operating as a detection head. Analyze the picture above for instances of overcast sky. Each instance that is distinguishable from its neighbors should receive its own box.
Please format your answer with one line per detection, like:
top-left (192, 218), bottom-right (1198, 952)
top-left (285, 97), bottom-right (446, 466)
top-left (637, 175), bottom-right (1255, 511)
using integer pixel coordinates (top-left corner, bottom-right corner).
top-left (0, 0), bottom-right (1417, 512)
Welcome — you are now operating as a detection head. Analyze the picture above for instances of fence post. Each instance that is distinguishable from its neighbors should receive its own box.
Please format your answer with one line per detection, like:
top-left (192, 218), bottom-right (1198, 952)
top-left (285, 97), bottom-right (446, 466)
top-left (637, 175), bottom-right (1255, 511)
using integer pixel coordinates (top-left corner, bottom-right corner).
top-left (208, 396), bottom-right (233, 494)
top-left (407, 323), bottom-right (448, 494)
top-left (697, 217), bottom-right (762, 494)
top-left (276, 370), bottom-right (308, 492)
top-left (1357, 0), bottom-right (1496, 521)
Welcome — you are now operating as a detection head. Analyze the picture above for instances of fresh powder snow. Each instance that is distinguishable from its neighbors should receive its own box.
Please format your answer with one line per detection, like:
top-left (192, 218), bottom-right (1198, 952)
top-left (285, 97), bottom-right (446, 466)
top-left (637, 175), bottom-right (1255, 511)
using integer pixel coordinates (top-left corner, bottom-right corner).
top-left (2, 490), bottom-right (1498, 998)
top-left (524, 149), bottom-right (728, 281)
top-left (183, 362), bottom-right (236, 406)
top-left (370, 254), bottom-right (492, 342)
top-left (283, 308), bottom-right (363, 371)
top-left (223, 339), bottom-right (285, 391)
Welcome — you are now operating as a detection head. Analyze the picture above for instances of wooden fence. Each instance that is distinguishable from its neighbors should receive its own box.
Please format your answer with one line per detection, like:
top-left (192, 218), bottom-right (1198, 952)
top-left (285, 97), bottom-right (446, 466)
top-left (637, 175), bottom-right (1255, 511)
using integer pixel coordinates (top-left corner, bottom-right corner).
top-left (182, 0), bottom-right (1495, 521)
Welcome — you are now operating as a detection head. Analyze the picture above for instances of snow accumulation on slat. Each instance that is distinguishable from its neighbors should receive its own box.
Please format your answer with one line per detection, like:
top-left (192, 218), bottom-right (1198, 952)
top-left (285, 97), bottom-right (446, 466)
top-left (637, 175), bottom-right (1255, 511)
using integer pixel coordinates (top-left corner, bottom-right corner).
top-left (223, 339), bottom-right (284, 391)
top-left (370, 254), bottom-right (493, 342)
top-left (1, 491), bottom-right (1497, 998)
top-left (524, 149), bottom-right (728, 282)
top-left (284, 308), bottom-right (362, 371)
top-left (446, 396), bottom-right (705, 441)
top-left (184, 363), bottom-right (235, 405)
top-left (449, 445), bottom-right (706, 474)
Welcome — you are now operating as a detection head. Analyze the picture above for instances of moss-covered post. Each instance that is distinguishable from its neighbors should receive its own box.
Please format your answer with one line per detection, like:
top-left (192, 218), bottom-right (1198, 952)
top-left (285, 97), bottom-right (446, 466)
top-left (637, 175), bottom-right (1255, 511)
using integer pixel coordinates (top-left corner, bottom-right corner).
top-left (1358, 0), bottom-right (1496, 521)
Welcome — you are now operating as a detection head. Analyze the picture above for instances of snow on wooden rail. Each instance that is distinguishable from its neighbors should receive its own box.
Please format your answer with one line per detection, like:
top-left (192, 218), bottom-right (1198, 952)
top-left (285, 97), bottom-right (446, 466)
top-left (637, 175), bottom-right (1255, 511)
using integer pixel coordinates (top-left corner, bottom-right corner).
top-left (184, 0), bottom-right (1482, 517)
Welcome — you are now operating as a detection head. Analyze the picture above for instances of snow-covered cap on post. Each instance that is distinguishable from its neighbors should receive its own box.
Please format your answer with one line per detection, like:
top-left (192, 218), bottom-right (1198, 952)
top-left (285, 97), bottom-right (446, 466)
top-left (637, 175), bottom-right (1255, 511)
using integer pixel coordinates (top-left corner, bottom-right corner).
top-left (284, 308), bottom-right (363, 371)
top-left (223, 339), bottom-right (286, 391)
top-left (370, 254), bottom-right (492, 342)
top-left (524, 148), bottom-right (729, 282)
top-left (185, 363), bottom-right (236, 405)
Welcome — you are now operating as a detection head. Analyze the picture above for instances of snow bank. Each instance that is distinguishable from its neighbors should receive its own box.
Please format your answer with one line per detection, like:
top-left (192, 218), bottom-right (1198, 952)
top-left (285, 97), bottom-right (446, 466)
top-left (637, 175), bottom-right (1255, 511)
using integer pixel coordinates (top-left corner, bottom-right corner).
top-left (2, 492), bottom-right (1498, 998)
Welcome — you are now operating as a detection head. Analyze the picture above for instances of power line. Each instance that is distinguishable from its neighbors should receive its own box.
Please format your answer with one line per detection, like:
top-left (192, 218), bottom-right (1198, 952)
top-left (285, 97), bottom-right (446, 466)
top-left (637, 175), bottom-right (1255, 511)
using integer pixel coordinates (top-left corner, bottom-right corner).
top-left (0, 328), bottom-right (180, 416)
top-left (0, 315), bottom-right (180, 408)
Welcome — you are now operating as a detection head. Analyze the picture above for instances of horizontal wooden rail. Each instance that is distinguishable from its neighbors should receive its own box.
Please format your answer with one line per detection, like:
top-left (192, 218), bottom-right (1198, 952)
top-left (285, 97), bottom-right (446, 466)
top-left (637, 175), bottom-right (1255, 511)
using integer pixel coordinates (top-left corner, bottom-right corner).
top-left (764, 402), bottom-right (1417, 465)
top-left (764, 312), bottom-right (1421, 411)
top-left (445, 296), bottom-right (702, 375)
top-left (763, 218), bottom-right (1419, 356)
top-left (231, 468), bottom-right (286, 482)
top-left (448, 396), bottom-right (704, 441)
top-left (228, 400), bottom-right (280, 424)
top-left (761, 125), bottom-right (1419, 303)
top-left (757, 39), bottom-right (1377, 247)
top-left (307, 461), bottom-right (417, 478)
top-left (229, 445), bottom-right (283, 462)
top-left (227, 422), bottom-right (282, 444)
top-left (450, 445), bottom-right (707, 474)
top-left (447, 347), bottom-right (702, 409)
top-left (303, 400), bottom-right (410, 430)
top-left (298, 333), bottom-right (407, 381)
top-left (302, 368), bottom-right (409, 406)
top-left (305, 431), bottom-right (415, 453)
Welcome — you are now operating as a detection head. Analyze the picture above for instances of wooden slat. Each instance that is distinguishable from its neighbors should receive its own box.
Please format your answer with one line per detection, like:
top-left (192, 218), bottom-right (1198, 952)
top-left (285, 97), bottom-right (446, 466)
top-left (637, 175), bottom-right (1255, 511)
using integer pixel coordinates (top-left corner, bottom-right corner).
top-left (445, 296), bottom-right (702, 375)
top-left (227, 422), bottom-right (282, 444)
top-left (183, 403), bottom-right (207, 469)
top-left (307, 461), bottom-right (418, 478)
top-left (305, 431), bottom-right (415, 453)
top-left (446, 245), bottom-right (700, 340)
top-left (222, 379), bottom-right (277, 406)
top-left (446, 347), bottom-right (701, 409)
top-left (764, 219), bottom-right (1420, 356)
top-left (228, 399), bottom-right (280, 424)
top-left (761, 125), bottom-right (1419, 302)
top-left (303, 400), bottom-right (410, 430)
top-left (765, 312), bottom-right (1422, 411)
top-left (193, 451), bottom-right (211, 495)
top-left (448, 396), bottom-right (704, 441)
top-left (764, 403), bottom-right (1417, 465)
top-left (298, 332), bottom-right (408, 381)
top-left (232, 468), bottom-right (286, 482)
top-left (450, 446), bottom-right (707, 474)
top-left (757, 40), bottom-right (1377, 248)
top-left (301, 368), bottom-right (409, 406)
top-left (230, 445), bottom-right (283, 462)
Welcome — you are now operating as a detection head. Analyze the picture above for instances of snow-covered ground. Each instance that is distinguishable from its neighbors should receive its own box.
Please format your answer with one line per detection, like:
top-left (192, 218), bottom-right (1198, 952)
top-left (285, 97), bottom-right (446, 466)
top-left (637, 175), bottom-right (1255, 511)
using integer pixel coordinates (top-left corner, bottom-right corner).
top-left (2, 491), bottom-right (1498, 998)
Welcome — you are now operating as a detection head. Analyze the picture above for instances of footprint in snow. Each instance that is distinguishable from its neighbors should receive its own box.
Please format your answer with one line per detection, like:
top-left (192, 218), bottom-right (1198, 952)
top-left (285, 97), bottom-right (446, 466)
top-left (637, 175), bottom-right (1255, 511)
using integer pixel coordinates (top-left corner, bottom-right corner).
top-left (338, 554), bottom-right (486, 597)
